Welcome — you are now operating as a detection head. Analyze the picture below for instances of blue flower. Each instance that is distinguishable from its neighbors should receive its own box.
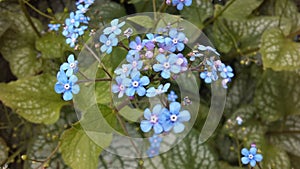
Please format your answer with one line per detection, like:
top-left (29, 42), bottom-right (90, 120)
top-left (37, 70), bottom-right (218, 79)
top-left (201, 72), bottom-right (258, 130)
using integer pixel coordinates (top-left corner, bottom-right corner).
top-left (140, 104), bottom-right (167, 134)
top-left (168, 90), bottom-right (178, 102)
top-left (66, 33), bottom-right (79, 48)
top-left (221, 78), bottom-right (231, 89)
top-left (161, 102), bottom-right (191, 133)
top-left (103, 19), bottom-right (125, 35)
top-left (99, 34), bottom-right (118, 54)
top-left (236, 116), bottom-right (243, 125)
top-left (129, 36), bottom-right (144, 55)
top-left (114, 64), bottom-right (132, 78)
top-left (153, 53), bottom-right (181, 79)
top-left (218, 64), bottom-right (234, 79)
top-left (172, 0), bottom-right (192, 10)
top-left (143, 33), bottom-right (164, 50)
top-left (175, 53), bottom-right (188, 72)
top-left (146, 83), bottom-right (170, 97)
top-left (198, 45), bottom-right (220, 56)
top-left (65, 12), bottom-right (80, 28)
top-left (60, 54), bottom-right (79, 77)
top-left (54, 71), bottom-right (80, 101)
top-left (126, 54), bottom-right (143, 75)
top-left (149, 135), bottom-right (162, 147)
top-left (112, 76), bottom-right (131, 98)
top-left (74, 25), bottom-right (88, 35)
top-left (189, 50), bottom-right (204, 61)
top-left (48, 24), bottom-right (60, 31)
top-left (165, 28), bottom-right (186, 52)
top-left (200, 57), bottom-right (219, 83)
top-left (126, 72), bottom-right (150, 96)
top-left (84, 0), bottom-right (94, 5)
top-left (146, 146), bottom-right (160, 158)
top-left (76, 4), bottom-right (90, 14)
top-left (241, 147), bottom-right (263, 167)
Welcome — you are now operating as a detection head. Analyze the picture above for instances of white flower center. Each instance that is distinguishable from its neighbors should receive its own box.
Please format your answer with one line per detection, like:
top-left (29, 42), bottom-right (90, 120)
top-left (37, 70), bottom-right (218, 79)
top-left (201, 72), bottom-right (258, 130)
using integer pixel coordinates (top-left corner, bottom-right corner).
top-left (150, 115), bottom-right (158, 123)
top-left (172, 38), bottom-right (178, 44)
top-left (132, 61), bottom-right (137, 67)
top-left (132, 81), bottom-right (139, 87)
top-left (111, 26), bottom-right (117, 31)
top-left (170, 114), bottom-right (178, 122)
top-left (122, 66), bottom-right (128, 73)
top-left (136, 45), bottom-right (142, 51)
top-left (64, 83), bottom-right (70, 90)
top-left (163, 62), bottom-right (170, 69)
top-left (119, 85), bottom-right (125, 91)
top-left (248, 154), bottom-right (254, 159)
top-left (106, 40), bottom-right (111, 46)
top-left (71, 19), bottom-right (75, 23)
top-left (70, 62), bottom-right (76, 69)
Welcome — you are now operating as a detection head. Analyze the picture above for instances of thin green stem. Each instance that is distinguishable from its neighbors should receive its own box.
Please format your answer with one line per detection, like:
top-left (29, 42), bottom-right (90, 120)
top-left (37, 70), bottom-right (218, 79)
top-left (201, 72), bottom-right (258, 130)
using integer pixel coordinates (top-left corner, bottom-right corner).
top-left (23, 0), bottom-right (58, 21)
top-left (203, 0), bottom-right (237, 27)
top-left (19, 0), bottom-right (41, 37)
top-left (77, 78), bottom-right (112, 83)
top-left (1, 145), bottom-right (26, 166)
top-left (34, 143), bottom-right (60, 169)
top-left (233, 128), bottom-right (242, 167)
top-left (257, 163), bottom-right (263, 169)
top-left (152, 0), bottom-right (157, 20)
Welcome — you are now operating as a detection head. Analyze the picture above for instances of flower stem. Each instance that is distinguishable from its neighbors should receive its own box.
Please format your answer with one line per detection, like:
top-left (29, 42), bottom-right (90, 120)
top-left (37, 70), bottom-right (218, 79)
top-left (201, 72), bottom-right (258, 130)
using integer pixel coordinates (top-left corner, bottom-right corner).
top-left (19, 0), bottom-right (41, 37)
top-left (23, 0), bottom-right (58, 22)
top-left (34, 143), bottom-right (60, 169)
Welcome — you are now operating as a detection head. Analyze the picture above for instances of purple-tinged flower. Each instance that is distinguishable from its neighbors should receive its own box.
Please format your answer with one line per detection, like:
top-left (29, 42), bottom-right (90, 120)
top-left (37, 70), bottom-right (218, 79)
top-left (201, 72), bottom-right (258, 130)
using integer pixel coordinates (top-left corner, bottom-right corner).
top-left (222, 78), bottom-right (231, 89)
top-left (161, 102), bottom-right (191, 133)
top-left (126, 54), bottom-right (143, 75)
top-left (153, 53), bottom-right (181, 79)
top-left (54, 71), bottom-right (80, 101)
top-left (99, 34), bottom-right (118, 54)
top-left (60, 54), bottom-right (79, 77)
top-left (218, 64), bottom-right (234, 79)
top-left (143, 33), bottom-right (164, 50)
top-left (146, 83), bottom-right (170, 97)
top-left (129, 36), bottom-right (144, 55)
top-left (168, 90), bottom-right (178, 102)
top-left (114, 64), bottom-right (132, 78)
top-left (112, 76), bottom-right (131, 98)
top-left (175, 53), bottom-right (188, 72)
top-left (241, 147), bottom-right (263, 167)
top-left (145, 50), bottom-right (154, 59)
top-left (149, 135), bottom-right (162, 147)
top-left (146, 146), bottom-right (160, 158)
top-left (126, 72), bottom-right (150, 96)
top-left (140, 104), bottom-right (167, 134)
top-left (165, 28), bottom-right (186, 52)
top-left (172, 0), bottom-right (192, 10)
top-left (103, 19), bottom-right (125, 35)
top-left (48, 24), bottom-right (61, 31)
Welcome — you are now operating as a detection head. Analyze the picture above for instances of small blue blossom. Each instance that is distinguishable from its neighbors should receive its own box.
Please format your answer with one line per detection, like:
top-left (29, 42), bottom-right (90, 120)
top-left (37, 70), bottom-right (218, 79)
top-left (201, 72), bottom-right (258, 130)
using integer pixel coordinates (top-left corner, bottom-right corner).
top-left (99, 34), bottom-right (118, 54)
top-left (236, 116), bottom-right (243, 125)
top-left (65, 12), bottom-right (80, 29)
top-left (218, 64), bottom-right (234, 79)
top-left (76, 4), bottom-right (90, 14)
top-left (140, 104), bottom-right (167, 134)
top-left (126, 54), bottom-right (143, 75)
top-left (114, 64), bottom-right (132, 78)
top-left (54, 71), bottom-right (80, 101)
top-left (149, 135), bottom-right (162, 147)
top-left (146, 146), bottom-right (160, 158)
top-left (74, 25), bottom-right (88, 35)
top-left (200, 57), bottom-right (219, 83)
top-left (143, 33), bottom-right (164, 50)
top-left (129, 36), bottom-right (144, 55)
top-left (172, 0), bottom-right (192, 10)
top-left (198, 45), bottom-right (220, 56)
top-left (126, 72), bottom-right (150, 96)
top-left (48, 24), bottom-right (61, 31)
top-left (66, 33), bottom-right (79, 48)
top-left (241, 147), bottom-right (263, 167)
top-left (165, 28), bottom-right (186, 52)
top-left (112, 76), bottom-right (131, 98)
top-left (161, 102), bottom-right (191, 133)
top-left (168, 90), bottom-right (178, 102)
top-left (153, 53), bottom-right (181, 79)
top-left (146, 83), bottom-right (170, 97)
top-left (103, 19), bottom-right (125, 35)
top-left (60, 54), bottom-right (79, 77)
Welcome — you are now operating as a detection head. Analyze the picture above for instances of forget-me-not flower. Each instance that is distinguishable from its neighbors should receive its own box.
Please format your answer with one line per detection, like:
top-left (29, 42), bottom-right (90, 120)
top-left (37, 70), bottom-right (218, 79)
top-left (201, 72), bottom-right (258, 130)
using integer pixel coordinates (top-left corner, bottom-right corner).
top-left (172, 0), bottom-right (192, 10)
top-left (126, 54), bottom-right (143, 75)
top-left (153, 53), bottom-right (181, 79)
top-left (48, 24), bottom-right (61, 31)
top-left (114, 64), bottom-right (132, 78)
top-left (168, 90), bottom-right (178, 102)
top-left (129, 36), bottom-right (144, 55)
top-left (165, 28), bottom-right (186, 52)
top-left (103, 19), bottom-right (125, 35)
top-left (112, 76), bottom-right (131, 98)
top-left (126, 72), bottom-right (150, 96)
top-left (99, 34), bottom-right (118, 54)
top-left (60, 54), bottom-right (79, 77)
top-left (54, 71), bottom-right (80, 101)
top-left (146, 83), bottom-right (170, 97)
top-left (140, 104), bottom-right (167, 134)
top-left (241, 147), bottom-right (263, 167)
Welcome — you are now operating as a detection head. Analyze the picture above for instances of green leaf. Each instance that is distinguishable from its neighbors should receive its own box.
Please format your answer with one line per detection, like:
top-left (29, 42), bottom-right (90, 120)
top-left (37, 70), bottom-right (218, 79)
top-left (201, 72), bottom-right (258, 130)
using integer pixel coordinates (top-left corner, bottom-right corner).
top-left (60, 125), bottom-right (103, 169)
top-left (0, 74), bottom-right (67, 124)
top-left (36, 32), bottom-right (71, 59)
top-left (275, 0), bottom-right (300, 33)
top-left (261, 146), bottom-right (291, 169)
top-left (0, 18), bottom-right (11, 38)
top-left (0, 137), bottom-right (8, 164)
top-left (5, 47), bottom-right (43, 78)
top-left (254, 69), bottom-right (300, 122)
top-left (269, 115), bottom-right (300, 157)
top-left (145, 129), bottom-right (219, 169)
top-left (119, 105), bottom-right (143, 122)
top-left (221, 0), bottom-right (264, 19)
top-left (260, 28), bottom-right (300, 71)
top-left (213, 17), bottom-right (291, 53)
top-left (181, 0), bottom-right (213, 29)
top-left (127, 15), bottom-right (154, 29)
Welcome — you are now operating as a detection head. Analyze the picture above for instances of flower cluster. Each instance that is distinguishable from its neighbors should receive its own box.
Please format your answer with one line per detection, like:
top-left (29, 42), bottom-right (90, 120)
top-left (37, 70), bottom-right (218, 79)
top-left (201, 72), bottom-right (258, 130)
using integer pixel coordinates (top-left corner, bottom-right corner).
top-left (62, 0), bottom-right (94, 48)
top-left (54, 54), bottom-right (80, 101)
top-left (146, 135), bottom-right (162, 157)
top-left (241, 146), bottom-right (263, 167)
top-left (166, 0), bottom-right (193, 10)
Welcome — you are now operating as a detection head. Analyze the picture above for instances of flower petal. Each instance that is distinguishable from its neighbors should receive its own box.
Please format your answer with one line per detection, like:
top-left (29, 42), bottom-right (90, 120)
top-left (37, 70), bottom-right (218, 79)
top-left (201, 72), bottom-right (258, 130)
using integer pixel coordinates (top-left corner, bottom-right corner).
top-left (63, 91), bottom-right (73, 101)
top-left (241, 148), bottom-right (249, 156)
top-left (54, 83), bottom-right (64, 93)
top-left (72, 84), bottom-right (80, 94)
top-left (254, 154), bottom-right (263, 162)
top-left (173, 122), bottom-right (185, 133)
top-left (169, 102), bottom-right (181, 113)
top-left (178, 110), bottom-right (191, 122)
top-left (144, 108), bottom-right (151, 120)
top-left (140, 120), bottom-right (152, 132)
top-left (241, 157), bottom-right (250, 165)
top-left (153, 123), bottom-right (163, 134)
